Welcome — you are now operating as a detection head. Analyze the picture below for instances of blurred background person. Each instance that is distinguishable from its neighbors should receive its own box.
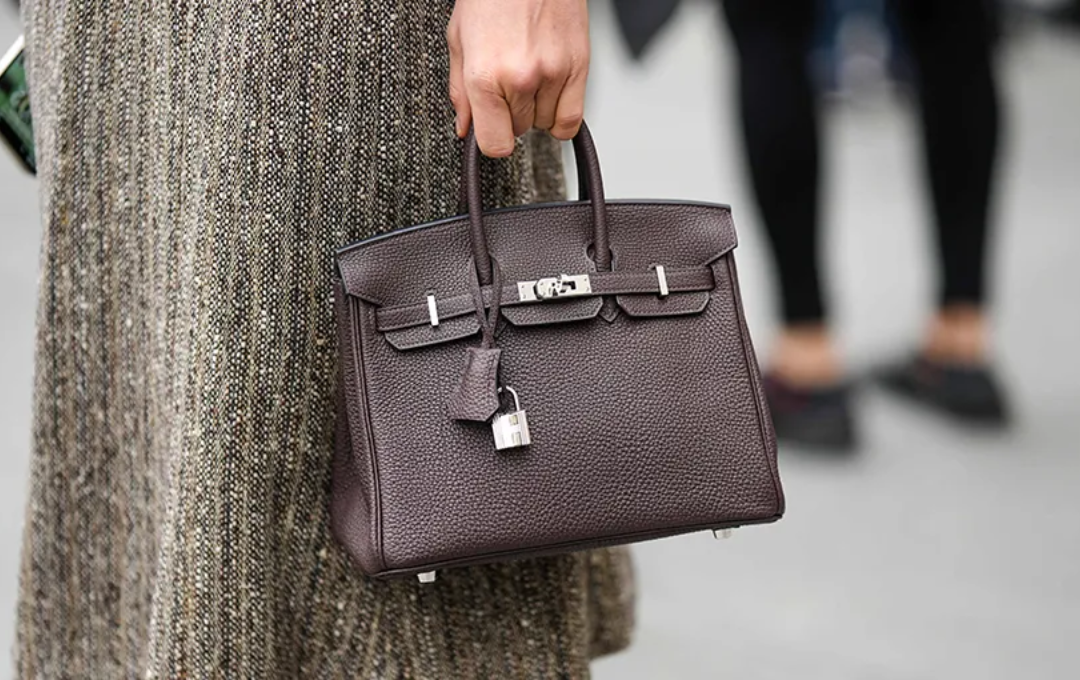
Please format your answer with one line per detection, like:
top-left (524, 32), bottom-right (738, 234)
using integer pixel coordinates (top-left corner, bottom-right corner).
top-left (616, 0), bottom-right (1009, 450)
top-left (1044, 0), bottom-right (1080, 28)
top-left (724, 0), bottom-right (1007, 450)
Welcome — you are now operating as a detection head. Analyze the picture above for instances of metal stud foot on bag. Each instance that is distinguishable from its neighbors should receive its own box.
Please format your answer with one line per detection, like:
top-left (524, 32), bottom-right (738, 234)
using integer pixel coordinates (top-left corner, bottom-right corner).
top-left (417, 571), bottom-right (437, 584)
top-left (712, 529), bottom-right (734, 540)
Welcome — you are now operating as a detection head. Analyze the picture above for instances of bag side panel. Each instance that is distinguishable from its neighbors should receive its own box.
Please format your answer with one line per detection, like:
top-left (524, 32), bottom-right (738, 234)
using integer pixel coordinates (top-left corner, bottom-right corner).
top-left (330, 283), bottom-right (385, 574)
top-left (724, 256), bottom-right (784, 516)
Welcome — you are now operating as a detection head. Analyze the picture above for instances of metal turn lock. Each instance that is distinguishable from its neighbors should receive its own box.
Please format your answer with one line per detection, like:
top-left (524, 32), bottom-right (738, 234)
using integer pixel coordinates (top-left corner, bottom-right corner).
top-left (517, 273), bottom-right (592, 302)
top-left (492, 386), bottom-right (532, 450)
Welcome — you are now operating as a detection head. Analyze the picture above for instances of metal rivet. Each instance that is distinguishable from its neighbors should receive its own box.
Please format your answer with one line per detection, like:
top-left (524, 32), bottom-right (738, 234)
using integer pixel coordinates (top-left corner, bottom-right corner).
top-left (418, 571), bottom-right (437, 583)
top-left (654, 265), bottom-right (669, 297)
top-left (427, 294), bottom-right (439, 327)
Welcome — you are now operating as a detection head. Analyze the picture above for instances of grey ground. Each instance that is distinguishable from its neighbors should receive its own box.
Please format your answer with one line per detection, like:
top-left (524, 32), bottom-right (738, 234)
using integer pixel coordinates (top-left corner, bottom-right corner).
top-left (2, 2), bottom-right (1078, 679)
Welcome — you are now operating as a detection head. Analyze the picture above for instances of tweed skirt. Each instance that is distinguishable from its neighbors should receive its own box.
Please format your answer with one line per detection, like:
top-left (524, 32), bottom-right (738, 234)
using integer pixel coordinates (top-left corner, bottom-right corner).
top-left (15, 1), bottom-right (634, 677)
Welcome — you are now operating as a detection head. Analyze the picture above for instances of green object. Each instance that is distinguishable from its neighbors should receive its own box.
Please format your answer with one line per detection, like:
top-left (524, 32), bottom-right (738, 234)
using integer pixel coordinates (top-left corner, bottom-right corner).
top-left (0, 36), bottom-right (35, 174)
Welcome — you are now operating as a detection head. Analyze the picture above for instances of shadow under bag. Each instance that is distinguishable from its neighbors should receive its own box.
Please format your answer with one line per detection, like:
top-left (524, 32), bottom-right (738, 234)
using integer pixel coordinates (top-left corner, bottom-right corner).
top-left (332, 123), bottom-right (784, 581)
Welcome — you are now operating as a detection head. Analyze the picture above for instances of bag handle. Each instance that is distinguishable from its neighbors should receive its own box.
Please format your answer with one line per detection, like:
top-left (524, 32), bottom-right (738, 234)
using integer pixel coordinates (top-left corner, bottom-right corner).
top-left (464, 122), bottom-right (611, 286)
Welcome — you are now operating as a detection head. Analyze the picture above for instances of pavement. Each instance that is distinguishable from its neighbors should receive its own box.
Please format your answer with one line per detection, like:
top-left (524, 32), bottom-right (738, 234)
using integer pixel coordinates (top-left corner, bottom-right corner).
top-left (1, 2), bottom-right (1078, 679)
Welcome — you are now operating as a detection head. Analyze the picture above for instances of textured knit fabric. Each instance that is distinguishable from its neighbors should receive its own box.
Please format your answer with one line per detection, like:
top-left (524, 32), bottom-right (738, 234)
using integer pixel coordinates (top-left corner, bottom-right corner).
top-left (15, 1), bottom-right (634, 678)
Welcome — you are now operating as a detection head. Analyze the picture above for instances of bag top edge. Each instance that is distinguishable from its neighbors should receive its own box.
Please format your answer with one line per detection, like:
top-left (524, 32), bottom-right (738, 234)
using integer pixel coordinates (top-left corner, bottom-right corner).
top-left (334, 198), bottom-right (734, 262)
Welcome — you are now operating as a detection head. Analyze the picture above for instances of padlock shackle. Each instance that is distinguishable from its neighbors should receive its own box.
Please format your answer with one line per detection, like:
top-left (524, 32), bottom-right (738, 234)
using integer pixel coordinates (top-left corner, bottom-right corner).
top-left (498, 385), bottom-right (522, 412)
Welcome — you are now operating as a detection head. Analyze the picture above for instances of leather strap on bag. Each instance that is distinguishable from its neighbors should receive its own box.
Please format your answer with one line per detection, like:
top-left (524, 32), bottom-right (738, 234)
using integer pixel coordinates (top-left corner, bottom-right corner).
top-left (445, 258), bottom-right (505, 421)
top-left (458, 136), bottom-right (593, 214)
top-left (464, 122), bottom-right (611, 286)
top-left (377, 266), bottom-right (716, 332)
top-left (449, 123), bottom-right (611, 422)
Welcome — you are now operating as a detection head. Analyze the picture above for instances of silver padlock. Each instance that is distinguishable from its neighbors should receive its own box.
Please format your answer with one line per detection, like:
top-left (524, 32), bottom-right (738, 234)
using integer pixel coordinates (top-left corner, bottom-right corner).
top-left (492, 386), bottom-right (531, 450)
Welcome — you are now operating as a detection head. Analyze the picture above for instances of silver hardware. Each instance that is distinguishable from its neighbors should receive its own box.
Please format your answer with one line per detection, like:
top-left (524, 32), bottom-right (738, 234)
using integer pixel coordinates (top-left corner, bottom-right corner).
top-left (517, 274), bottom-right (592, 302)
top-left (653, 265), bottom-right (669, 297)
top-left (427, 294), bottom-right (440, 327)
top-left (712, 528), bottom-right (734, 540)
top-left (417, 571), bottom-right (437, 583)
top-left (492, 386), bottom-right (532, 450)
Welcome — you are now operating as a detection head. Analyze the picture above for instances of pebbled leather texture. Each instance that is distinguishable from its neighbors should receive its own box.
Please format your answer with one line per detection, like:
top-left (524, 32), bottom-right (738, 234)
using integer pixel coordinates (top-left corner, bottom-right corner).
top-left (332, 124), bottom-right (783, 578)
top-left (445, 347), bottom-right (503, 421)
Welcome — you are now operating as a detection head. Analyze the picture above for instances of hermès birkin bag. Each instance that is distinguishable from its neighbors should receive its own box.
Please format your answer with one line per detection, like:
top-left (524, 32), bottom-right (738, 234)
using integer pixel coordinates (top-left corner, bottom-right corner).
top-left (331, 123), bottom-right (784, 581)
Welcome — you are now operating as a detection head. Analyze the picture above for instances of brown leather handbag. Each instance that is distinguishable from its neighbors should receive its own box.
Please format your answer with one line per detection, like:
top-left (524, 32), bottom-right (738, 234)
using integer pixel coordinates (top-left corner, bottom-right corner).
top-left (332, 123), bottom-right (784, 582)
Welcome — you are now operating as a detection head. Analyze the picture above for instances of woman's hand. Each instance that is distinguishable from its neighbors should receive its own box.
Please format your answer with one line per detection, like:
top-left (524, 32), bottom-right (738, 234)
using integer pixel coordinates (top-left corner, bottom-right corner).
top-left (447, 0), bottom-right (590, 157)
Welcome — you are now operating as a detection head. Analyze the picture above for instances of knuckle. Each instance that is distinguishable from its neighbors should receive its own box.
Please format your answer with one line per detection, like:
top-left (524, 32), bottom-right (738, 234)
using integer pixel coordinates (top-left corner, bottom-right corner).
top-left (498, 63), bottom-right (542, 94)
top-left (555, 110), bottom-right (583, 131)
top-left (569, 48), bottom-right (590, 73)
top-left (539, 56), bottom-right (569, 80)
top-left (465, 69), bottom-right (500, 93)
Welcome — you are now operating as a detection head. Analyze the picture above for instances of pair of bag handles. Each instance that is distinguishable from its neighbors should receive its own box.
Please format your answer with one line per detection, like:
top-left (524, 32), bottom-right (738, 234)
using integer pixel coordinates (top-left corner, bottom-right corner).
top-left (462, 122), bottom-right (611, 287)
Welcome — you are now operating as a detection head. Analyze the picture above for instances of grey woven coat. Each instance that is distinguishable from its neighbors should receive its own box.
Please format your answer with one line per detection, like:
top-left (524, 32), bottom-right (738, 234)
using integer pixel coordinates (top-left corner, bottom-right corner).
top-left (15, 1), bottom-right (634, 677)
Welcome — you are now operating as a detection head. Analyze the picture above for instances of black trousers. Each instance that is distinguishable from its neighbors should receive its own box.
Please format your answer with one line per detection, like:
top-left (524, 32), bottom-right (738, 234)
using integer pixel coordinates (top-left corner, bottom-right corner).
top-left (722, 0), bottom-right (1001, 324)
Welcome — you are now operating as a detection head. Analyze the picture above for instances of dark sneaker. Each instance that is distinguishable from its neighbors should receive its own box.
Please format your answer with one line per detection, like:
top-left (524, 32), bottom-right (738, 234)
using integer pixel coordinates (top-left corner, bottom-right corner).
top-left (763, 373), bottom-right (857, 452)
top-left (876, 355), bottom-right (1010, 427)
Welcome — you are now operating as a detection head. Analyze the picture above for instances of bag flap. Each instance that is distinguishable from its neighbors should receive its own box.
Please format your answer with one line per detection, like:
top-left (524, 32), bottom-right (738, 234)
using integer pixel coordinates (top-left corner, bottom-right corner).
top-left (606, 201), bottom-right (735, 318)
top-left (383, 315), bottom-right (480, 352)
top-left (617, 291), bottom-right (711, 317)
top-left (336, 200), bottom-right (737, 347)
